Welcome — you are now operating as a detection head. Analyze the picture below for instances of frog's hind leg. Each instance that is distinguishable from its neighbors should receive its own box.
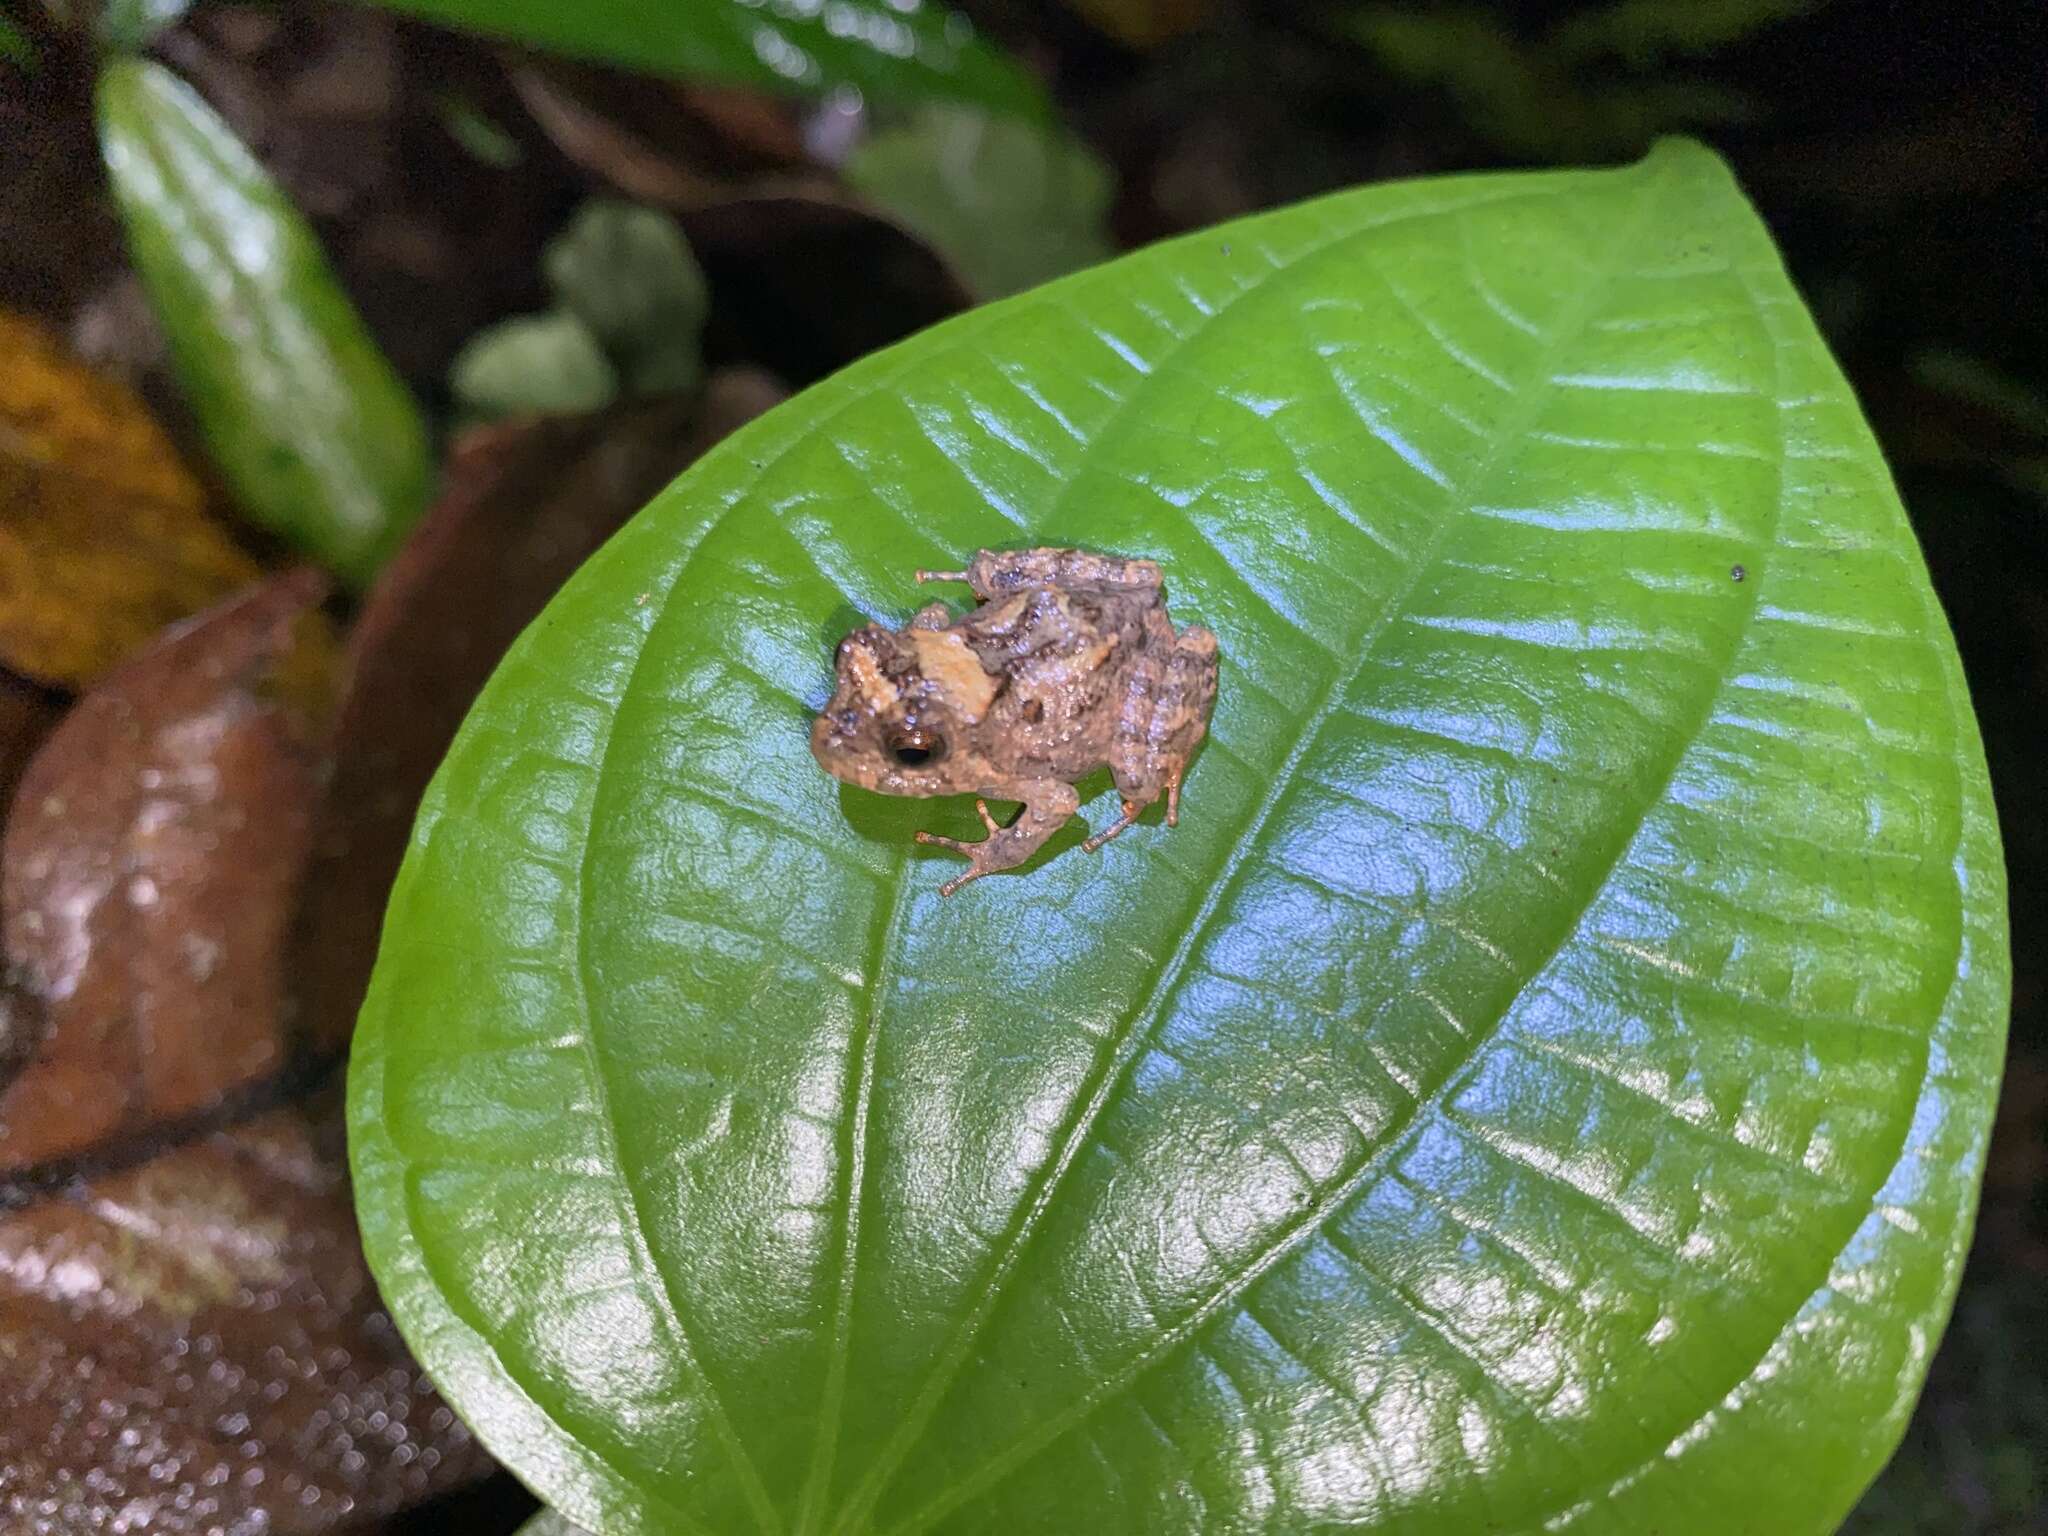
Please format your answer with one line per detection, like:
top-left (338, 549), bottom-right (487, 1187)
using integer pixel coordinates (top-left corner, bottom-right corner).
top-left (920, 549), bottom-right (1165, 601)
top-left (1161, 626), bottom-right (1218, 826)
top-left (906, 601), bottom-right (952, 631)
top-left (1106, 623), bottom-right (1218, 841)
top-left (914, 781), bottom-right (1079, 896)
top-left (1082, 797), bottom-right (1145, 852)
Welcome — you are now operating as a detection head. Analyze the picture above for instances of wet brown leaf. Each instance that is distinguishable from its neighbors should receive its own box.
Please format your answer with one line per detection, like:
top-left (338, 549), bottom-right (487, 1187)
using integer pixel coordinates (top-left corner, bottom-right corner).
top-left (291, 369), bottom-right (787, 1054)
top-left (0, 1091), bottom-right (492, 1535)
top-left (0, 670), bottom-right (64, 1092)
top-left (0, 311), bottom-right (263, 689)
top-left (0, 571), bottom-right (334, 1173)
top-left (493, 64), bottom-right (973, 384)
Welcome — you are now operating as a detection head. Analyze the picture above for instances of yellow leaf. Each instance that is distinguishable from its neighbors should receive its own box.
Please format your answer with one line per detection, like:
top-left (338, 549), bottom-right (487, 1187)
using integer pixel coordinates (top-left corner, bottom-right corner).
top-left (0, 310), bottom-right (261, 687)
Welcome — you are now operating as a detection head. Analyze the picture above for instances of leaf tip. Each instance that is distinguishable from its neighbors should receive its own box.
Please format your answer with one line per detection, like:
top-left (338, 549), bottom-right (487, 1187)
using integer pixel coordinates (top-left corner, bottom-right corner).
top-left (1635, 133), bottom-right (1738, 187)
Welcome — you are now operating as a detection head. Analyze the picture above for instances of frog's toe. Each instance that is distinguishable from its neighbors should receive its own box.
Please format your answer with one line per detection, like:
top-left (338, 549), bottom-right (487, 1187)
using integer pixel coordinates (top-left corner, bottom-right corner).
top-left (1082, 798), bottom-right (1143, 853)
top-left (913, 799), bottom-right (1005, 858)
top-left (913, 830), bottom-right (1000, 896)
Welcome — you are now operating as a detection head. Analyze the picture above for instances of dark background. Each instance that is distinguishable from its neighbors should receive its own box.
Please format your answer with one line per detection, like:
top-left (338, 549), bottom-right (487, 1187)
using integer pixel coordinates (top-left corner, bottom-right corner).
top-left (3, 0), bottom-right (2042, 1530)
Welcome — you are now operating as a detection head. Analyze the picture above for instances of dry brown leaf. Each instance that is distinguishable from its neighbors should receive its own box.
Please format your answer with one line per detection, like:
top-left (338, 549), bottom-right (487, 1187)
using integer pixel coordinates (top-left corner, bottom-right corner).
top-left (511, 64), bottom-right (810, 209)
top-left (0, 1092), bottom-right (492, 1535)
top-left (0, 571), bottom-right (334, 1173)
top-left (0, 311), bottom-right (262, 688)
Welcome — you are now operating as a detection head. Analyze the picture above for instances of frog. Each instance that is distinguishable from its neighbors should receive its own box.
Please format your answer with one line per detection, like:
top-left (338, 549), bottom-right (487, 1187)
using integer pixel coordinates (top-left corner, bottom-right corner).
top-left (810, 547), bottom-right (1220, 895)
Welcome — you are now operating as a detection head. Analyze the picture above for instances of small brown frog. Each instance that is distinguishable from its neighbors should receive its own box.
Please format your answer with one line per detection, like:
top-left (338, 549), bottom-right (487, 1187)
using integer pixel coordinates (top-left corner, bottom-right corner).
top-left (811, 547), bottom-right (1220, 895)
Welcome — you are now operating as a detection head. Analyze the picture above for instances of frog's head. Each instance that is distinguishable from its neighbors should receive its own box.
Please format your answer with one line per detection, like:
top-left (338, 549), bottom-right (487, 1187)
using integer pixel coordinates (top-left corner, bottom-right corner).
top-left (811, 624), bottom-right (996, 797)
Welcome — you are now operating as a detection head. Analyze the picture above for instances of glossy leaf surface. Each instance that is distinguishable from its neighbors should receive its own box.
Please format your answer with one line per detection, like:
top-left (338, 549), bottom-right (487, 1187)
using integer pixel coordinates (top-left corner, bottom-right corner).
top-left (356, 0), bottom-right (1045, 120)
top-left (350, 142), bottom-right (2008, 1535)
top-left (97, 59), bottom-right (432, 587)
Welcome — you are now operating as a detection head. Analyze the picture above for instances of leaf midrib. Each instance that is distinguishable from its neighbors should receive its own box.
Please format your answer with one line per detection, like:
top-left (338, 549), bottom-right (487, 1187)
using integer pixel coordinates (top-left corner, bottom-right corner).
top-left (793, 849), bottom-right (913, 1530)
top-left (884, 203), bottom-right (1967, 1536)
top-left (798, 175), bottom-right (1577, 1536)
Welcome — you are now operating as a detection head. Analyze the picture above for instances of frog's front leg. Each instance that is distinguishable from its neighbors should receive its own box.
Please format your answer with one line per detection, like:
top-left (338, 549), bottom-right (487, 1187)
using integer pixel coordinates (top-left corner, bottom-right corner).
top-left (913, 780), bottom-right (1079, 896)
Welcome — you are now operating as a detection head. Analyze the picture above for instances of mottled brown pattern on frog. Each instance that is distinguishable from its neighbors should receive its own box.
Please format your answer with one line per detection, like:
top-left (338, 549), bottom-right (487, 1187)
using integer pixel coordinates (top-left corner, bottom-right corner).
top-left (811, 548), bottom-right (1220, 895)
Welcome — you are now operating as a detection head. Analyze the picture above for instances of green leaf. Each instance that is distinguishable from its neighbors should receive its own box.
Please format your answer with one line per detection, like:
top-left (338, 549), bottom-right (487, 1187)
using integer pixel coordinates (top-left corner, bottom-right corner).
top-left (0, 12), bottom-right (36, 71)
top-left (1345, 5), bottom-right (1772, 159)
top-left (544, 201), bottom-right (708, 398)
top-left (352, 0), bottom-right (1046, 120)
top-left (1547, 0), bottom-right (1817, 67)
top-left (437, 91), bottom-right (525, 169)
top-left (96, 58), bottom-right (432, 587)
top-left (452, 311), bottom-right (621, 424)
top-left (349, 141), bottom-right (2008, 1536)
top-left (448, 201), bottom-right (711, 423)
top-left (515, 1511), bottom-right (596, 1536)
top-left (846, 106), bottom-right (1115, 301)
top-left (97, 0), bottom-right (192, 53)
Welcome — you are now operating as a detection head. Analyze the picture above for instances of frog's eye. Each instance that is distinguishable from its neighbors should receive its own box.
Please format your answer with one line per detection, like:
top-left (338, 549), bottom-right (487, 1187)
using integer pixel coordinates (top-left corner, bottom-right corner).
top-left (887, 728), bottom-right (947, 767)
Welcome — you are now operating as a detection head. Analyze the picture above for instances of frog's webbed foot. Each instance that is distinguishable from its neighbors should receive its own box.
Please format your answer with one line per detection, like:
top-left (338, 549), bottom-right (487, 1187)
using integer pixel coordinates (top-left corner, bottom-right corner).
top-left (915, 797), bottom-right (1006, 856)
top-left (912, 784), bottom-right (1078, 896)
top-left (1082, 797), bottom-right (1145, 853)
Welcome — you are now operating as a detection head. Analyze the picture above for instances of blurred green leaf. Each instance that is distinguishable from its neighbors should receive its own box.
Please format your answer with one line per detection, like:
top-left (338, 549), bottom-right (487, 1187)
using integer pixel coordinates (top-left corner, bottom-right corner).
top-left (1346, 1), bottom-right (1798, 158)
top-left (450, 199), bottom-right (714, 424)
top-left (544, 200), bottom-right (707, 397)
top-left (1912, 350), bottom-right (2048, 440)
top-left (451, 311), bottom-right (619, 423)
top-left (1909, 349), bottom-right (2048, 507)
top-left (437, 92), bottom-right (524, 168)
top-left (1348, 8), bottom-right (1566, 153)
top-left (96, 58), bottom-right (432, 586)
top-left (0, 13), bottom-right (34, 70)
top-left (97, 0), bottom-right (192, 52)
top-left (846, 106), bottom-right (1114, 299)
top-left (354, 0), bottom-right (1047, 119)
top-left (1549, 0), bottom-right (1818, 66)
top-left (351, 140), bottom-right (2006, 1536)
